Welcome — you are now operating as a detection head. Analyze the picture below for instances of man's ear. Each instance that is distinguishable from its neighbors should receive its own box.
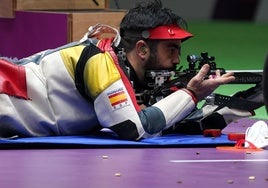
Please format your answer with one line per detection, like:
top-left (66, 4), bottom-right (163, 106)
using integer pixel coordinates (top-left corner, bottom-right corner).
top-left (136, 40), bottom-right (149, 57)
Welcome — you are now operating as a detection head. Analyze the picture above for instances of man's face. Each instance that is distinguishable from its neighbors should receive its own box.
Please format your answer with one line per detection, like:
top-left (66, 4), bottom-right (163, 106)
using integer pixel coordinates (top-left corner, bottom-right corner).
top-left (145, 40), bottom-right (181, 70)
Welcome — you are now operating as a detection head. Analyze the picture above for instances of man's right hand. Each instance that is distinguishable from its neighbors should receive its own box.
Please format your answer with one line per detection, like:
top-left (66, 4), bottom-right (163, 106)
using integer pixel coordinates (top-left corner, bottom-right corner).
top-left (186, 64), bottom-right (235, 101)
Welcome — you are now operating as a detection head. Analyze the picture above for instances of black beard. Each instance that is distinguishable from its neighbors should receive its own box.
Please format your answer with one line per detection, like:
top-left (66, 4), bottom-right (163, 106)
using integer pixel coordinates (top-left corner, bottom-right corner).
top-left (145, 52), bottom-right (162, 70)
top-left (145, 53), bottom-right (177, 71)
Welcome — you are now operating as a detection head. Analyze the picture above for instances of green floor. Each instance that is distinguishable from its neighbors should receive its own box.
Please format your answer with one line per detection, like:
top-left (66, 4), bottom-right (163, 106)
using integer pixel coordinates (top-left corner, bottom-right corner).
top-left (179, 21), bottom-right (268, 119)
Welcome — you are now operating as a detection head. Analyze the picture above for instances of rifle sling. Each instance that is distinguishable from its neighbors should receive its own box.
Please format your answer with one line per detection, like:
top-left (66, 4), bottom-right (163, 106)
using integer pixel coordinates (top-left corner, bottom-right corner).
top-left (213, 93), bottom-right (263, 112)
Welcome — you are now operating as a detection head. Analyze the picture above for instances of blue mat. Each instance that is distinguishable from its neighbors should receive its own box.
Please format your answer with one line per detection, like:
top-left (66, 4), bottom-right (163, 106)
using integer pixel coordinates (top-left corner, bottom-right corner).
top-left (0, 133), bottom-right (235, 149)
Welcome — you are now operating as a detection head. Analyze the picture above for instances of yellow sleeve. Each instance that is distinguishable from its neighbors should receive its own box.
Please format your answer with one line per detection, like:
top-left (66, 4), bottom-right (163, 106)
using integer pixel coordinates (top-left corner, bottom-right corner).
top-left (84, 51), bottom-right (121, 99)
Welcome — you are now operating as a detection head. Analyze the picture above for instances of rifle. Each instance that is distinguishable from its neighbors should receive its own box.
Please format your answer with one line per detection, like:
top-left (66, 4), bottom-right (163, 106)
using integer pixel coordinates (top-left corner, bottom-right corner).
top-left (138, 52), bottom-right (263, 107)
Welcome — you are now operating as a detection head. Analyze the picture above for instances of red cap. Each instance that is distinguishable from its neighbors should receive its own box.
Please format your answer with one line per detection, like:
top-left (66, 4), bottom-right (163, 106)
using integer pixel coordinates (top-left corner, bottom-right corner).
top-left (142, 25), bottom-right (193, 41)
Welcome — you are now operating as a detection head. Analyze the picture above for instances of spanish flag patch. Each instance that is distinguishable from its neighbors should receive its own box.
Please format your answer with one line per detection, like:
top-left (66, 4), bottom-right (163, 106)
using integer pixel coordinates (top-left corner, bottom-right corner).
top-left (108, 88), bottom-right (129, 110)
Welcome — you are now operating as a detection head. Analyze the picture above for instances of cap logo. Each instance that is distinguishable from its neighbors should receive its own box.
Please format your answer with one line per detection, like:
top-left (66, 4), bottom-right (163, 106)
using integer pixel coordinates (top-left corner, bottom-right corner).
top-left (168, 28), bottom-right (175, 36)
